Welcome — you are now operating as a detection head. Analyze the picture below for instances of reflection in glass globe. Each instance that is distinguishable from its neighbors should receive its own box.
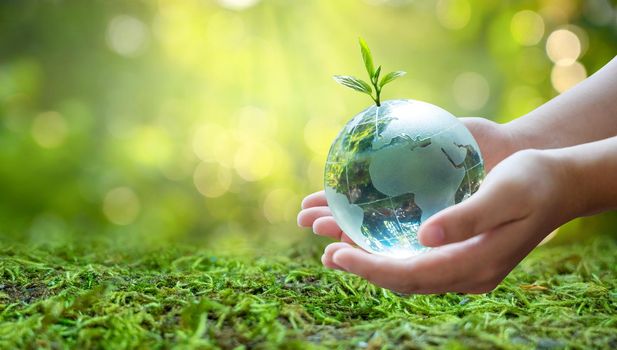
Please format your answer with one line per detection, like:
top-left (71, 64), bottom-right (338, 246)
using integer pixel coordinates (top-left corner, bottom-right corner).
top-left (324, 99), bottom-right (485, 259)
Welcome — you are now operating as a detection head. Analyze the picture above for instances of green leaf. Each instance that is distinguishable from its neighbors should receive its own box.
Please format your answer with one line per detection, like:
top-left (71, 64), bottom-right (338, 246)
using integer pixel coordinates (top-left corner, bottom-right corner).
top-left (373, 65), bottom-right (382, 84)
top-left (358, 37), bottom-right (375, 77)
top-left (379, 71), bottom-right (406, 88)
top-left (333, 75), bottom-right (373, 94)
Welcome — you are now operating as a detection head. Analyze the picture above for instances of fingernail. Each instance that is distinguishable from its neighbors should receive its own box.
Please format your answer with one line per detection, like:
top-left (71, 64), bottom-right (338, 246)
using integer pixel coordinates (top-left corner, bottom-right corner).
top-left (422, 226), bottom-right (445, 245)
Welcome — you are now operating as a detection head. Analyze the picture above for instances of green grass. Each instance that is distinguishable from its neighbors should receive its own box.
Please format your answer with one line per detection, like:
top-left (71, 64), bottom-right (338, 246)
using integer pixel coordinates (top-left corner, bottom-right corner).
top-left (1, 237), bottom-right (616, 349)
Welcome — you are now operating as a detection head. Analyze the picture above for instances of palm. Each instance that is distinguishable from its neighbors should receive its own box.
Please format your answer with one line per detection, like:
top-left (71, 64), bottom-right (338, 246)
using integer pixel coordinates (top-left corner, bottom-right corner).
top-left (297, 118), bottom-right (515, 245)
top-left (459, 117), bottom-right (515, 172)
top-left (313, 149), bottom-right (564, 294)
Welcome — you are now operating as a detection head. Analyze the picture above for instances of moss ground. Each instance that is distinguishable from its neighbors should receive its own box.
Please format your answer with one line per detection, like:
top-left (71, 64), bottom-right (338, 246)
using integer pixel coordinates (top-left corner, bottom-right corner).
top-left (0, 237), bottom-right (616, 349)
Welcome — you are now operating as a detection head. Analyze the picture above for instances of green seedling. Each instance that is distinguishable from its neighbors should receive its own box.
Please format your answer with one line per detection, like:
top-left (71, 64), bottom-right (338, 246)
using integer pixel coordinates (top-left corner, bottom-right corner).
top-left (333, 37), bottom-right (406, 106)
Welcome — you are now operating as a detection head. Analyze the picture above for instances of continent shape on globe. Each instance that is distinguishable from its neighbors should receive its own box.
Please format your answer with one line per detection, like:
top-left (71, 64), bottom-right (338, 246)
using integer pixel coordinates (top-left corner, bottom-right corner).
top-left (324, 99), bottom-right (484, 258)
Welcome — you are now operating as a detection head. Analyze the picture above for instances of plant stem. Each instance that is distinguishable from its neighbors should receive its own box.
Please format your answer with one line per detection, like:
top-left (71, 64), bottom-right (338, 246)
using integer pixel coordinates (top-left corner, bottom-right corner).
top-left (371, 78), bottom-right (381, 106)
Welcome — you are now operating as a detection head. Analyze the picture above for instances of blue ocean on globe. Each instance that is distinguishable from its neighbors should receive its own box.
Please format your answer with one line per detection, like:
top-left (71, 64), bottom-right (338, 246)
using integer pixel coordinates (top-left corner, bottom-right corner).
top-left (324, 99), bottom-right (485, 259)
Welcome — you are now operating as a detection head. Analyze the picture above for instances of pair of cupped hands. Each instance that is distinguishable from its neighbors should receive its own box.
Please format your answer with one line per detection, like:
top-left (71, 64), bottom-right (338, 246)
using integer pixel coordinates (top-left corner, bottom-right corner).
top-left (297, 118), bottom-right (577, 294)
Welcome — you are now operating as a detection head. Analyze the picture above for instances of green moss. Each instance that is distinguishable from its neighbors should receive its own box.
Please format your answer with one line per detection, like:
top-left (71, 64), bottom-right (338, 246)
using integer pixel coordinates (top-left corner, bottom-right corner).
top-left (0, 237), bottom-right (616, 349)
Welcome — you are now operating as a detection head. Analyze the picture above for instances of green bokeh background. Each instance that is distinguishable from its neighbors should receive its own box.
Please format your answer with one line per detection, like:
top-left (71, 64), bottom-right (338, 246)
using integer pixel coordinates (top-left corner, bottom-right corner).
top-left (0, 0), bottom-right (616, 251)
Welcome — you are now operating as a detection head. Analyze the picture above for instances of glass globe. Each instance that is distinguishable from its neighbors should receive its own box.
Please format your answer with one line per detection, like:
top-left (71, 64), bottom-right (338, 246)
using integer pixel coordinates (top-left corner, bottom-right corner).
top-left (324, 99), bottom-right (485, 259)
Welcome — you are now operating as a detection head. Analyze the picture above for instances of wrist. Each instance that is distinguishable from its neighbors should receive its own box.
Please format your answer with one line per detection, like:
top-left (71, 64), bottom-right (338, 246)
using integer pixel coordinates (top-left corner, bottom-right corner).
top-left (545, 148), bottom-right (593, 219)
top-left (503, 116), bottom-right (539, 153)
top-left (551, 136), bottom-right (617, 216)
top-left (498, 121), bottom-right (525, 158)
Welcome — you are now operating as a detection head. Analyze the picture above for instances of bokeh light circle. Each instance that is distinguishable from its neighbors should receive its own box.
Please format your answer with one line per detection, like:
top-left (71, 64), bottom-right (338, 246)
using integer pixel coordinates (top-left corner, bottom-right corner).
top-left (551, 61), bottom-right (587, 93)
top-left (103, 187), bottom-right (141, 225)
top-left (262, 188), bottom-right (297, 224)
top-left (131, 126), bottom-right (172, 166)
top-left (233, 140), bottom-right (274, 181)
top-left (546, 29), bottom-right (581, 65)
top-left (31, 111), bottom-right (68, 148)
top-left (193, 162), bottom-right (232, 198)
top-left (106, 15), bottom-right (148, 57)
top-left (192, 123), bottom-right (234, 167)
top-left (510, 10), bottom-right (545, 46)
top-left (217, 0), bottom-right (260, 11)
top-left (303, 117), bottom-right (339, 155)
top-left (436, 0), bottom-right (471, 30)
top-left (452, 72), bottom-right (490, 111)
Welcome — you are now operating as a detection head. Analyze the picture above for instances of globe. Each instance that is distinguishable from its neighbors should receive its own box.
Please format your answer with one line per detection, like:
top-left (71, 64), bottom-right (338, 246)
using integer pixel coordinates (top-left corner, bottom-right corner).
top-left (324, 99), bottom-right (485, 259)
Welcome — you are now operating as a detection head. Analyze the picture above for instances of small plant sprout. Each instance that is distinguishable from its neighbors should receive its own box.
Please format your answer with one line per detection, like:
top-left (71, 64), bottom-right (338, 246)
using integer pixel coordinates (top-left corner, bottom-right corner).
top-left (333, 37), bottom-right (406, 107)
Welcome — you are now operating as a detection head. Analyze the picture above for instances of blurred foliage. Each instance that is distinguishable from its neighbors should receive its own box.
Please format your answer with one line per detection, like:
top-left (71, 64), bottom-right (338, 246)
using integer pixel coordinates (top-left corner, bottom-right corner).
top-left (0, 0), bottom-right (616, 250)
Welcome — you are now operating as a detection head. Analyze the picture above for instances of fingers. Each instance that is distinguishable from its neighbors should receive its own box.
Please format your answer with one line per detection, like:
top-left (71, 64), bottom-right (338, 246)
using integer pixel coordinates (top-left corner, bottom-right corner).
top-left (320, 243), bottom-right (470, 294)
top-left (305, 213), bottom-right (352, 242)
top-left (340, 233), bottom-right (355, 244)
top-left (443, 219), bottom-right (537, 293)
top-left (298, 193), bottom-right (351, 241)
top-left (321, 186), bottom-right (543, 294)
top-left (322, 218), bottom-right (534, 294)
top-left (328, 246), bottom-right (464, 294)
top-left (418, 179), bottom-right (529, 247)
top-left (301, 190), bottom-right (327, 209)
top-left (323, 243), bottom-right (421, 293)
top-left (321, 242), bottom-right (348, 269)
top-left (297, 207), bottom-right (331, 227)
top-left (322, 241), bottom-right (463, 294)
top-left (420, 219), bottom-right (537, 294)
top-left (312, 216), bottom-right (343, 240)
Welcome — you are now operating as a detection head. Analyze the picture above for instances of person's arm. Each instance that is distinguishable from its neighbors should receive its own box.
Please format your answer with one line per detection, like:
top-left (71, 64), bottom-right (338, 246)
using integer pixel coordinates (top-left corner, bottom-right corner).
top-left (298, 56), bottom-right (617, 294)
top-left (508, 56), bottom-right (617, 150)
top-left (316, 136), bottom-right (617, 294)
top-left (555, 135), bottom-right (617, 216)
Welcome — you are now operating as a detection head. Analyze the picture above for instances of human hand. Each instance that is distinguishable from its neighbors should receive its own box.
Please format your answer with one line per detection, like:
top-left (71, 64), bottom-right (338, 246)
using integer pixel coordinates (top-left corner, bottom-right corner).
top-left (459, 117), bottom-right (517, 171)
top-left (300, 148), bottom-right (579, 294)
top-left (297, 118), bottom-right (516, 248)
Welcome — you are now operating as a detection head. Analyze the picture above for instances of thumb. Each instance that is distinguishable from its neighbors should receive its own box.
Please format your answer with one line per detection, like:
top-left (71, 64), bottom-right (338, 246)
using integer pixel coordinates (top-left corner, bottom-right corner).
top-left (418, 179), bottom-right (528, 246)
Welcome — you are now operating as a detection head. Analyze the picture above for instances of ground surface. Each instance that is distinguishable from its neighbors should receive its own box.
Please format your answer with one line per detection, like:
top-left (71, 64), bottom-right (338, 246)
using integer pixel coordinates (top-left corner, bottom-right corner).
top-left (0, 237), bottom-right (616, 349)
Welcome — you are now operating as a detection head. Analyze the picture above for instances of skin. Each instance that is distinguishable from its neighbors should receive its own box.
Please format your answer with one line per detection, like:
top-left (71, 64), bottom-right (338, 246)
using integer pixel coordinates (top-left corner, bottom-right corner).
top-left (297, 56), bottom-right (617, 294)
